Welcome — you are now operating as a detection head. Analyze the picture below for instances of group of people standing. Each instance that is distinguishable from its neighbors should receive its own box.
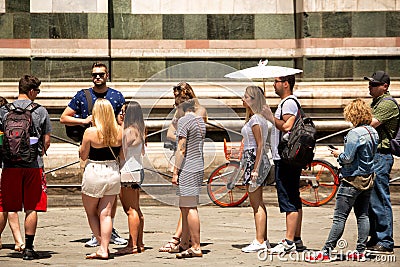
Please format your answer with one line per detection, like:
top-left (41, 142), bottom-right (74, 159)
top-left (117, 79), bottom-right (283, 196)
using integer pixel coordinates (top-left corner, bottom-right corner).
top-left (0, 63), bottom-right (396, 263)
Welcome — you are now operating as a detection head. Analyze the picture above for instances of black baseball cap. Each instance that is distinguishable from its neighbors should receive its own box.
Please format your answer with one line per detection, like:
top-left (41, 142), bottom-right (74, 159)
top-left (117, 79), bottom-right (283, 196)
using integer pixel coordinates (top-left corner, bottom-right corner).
top-left (364, 71), bottom-right (390, 85)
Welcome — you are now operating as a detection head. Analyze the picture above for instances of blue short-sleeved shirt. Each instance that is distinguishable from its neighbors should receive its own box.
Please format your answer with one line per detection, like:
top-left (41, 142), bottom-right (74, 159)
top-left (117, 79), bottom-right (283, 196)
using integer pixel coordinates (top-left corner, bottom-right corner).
top-left (68, 87), bottom-right (125, 118)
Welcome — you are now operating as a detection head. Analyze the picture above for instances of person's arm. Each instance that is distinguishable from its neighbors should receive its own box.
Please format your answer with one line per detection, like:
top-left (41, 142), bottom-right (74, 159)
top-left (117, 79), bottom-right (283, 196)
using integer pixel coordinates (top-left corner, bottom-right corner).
top-left (274, 114), bottom-right (296, 132)
top-left (172, 136), bottom-right (187, 185)
top-left (261, 103), bottom-right (274, 124)
top-left (42, 133), bottom-right (51, 154)
top-left (166, 121), bottom-right (177, 141)
top-left (251, 124), bottom-right (263, 179)
top-left (332, 130), bottom-right (358, 164)
top-left (60, 106), bottom-right (92, 126)
top-left (370, 117), bottom-right (381, 128)
top-left (79, 128), bottom-right (92, 161)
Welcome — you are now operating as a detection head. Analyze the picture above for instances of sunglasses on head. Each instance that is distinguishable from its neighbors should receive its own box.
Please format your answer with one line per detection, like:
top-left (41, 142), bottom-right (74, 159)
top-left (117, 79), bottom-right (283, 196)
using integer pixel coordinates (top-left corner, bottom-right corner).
top-left (91, 72), bottom-right (106, 78)
top-left (369, 81), bottom-right (384, 87)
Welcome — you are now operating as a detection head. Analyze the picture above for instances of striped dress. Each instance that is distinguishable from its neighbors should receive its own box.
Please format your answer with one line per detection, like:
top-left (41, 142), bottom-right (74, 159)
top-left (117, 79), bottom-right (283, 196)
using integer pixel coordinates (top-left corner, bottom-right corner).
top-left (176, 113), bottom-right (206, 197)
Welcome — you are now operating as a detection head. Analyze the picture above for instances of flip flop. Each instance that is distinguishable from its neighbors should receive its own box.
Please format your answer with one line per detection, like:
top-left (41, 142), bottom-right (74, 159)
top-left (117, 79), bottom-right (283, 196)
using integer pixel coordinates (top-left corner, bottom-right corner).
top-left (85, 252), bottom-right (109, 260)
top-left (176, 248), bottom-right (203, 259)
top-left (115, 246), bottom-right (145, 255)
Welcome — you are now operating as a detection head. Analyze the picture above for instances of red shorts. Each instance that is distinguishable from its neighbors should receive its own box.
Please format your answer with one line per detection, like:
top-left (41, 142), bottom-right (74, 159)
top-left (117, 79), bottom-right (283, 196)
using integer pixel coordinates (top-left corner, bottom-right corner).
top-left (0, 168), bottom-right (47, 212)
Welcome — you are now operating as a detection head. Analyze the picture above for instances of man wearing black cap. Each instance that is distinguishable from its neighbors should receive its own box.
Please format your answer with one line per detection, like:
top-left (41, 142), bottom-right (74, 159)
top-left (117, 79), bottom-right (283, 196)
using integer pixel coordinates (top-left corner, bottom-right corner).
top-left (364, 71), bottom-right (397, 254)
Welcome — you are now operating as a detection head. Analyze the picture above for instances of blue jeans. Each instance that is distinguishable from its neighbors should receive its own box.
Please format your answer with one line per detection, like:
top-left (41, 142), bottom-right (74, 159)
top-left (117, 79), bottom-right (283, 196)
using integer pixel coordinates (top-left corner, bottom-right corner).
top-left (369, 153), bottom-right (394, 249)
top-left (323, 182), bottom-right (372, 253)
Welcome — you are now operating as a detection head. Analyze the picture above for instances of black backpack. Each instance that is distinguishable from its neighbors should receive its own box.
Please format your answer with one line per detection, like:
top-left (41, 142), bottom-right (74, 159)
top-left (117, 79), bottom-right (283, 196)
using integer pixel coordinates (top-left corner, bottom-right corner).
top-left (277, 98), bottom-right (317, 168)
top-left (381, 97), bottom-right (400, 156)
top-left (2, 102), bottom-right (41, 163)
top-left (65, 89), bottom-right (93, 142)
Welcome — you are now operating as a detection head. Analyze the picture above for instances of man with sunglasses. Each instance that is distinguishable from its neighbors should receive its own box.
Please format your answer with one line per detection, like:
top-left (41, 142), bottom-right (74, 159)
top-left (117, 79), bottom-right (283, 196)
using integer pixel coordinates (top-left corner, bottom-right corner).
top-left (60, 62), bottom-right (127, 247)
top-left (364, 71), bottom-right (397, 254)
top-left (0, 75), bottom-right (51, 260)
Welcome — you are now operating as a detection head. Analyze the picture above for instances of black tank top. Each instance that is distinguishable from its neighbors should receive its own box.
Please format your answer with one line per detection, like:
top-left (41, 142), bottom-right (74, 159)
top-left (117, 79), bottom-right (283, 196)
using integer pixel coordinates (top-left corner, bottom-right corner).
top-left (88, 146), bottom-right (121, 161)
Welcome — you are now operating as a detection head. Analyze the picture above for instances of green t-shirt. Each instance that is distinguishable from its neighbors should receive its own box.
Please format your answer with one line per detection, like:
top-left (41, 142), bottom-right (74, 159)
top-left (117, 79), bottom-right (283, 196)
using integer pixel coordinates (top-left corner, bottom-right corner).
top-left (371, 93), bottom-right (400, 149)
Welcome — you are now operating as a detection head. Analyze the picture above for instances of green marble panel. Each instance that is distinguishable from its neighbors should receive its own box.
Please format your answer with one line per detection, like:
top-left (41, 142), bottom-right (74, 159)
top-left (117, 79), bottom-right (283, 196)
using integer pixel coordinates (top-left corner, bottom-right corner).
top-left (353, 58), bottom-right (387, 80)
top-left (113, 0), bottom-right (131, 14)
top-left (13, 13), bottom-right (30, 39)
top-left (165, 60), bottom-right (207, 80)
top-left (322, 12), bottom-right (351, 38)
top-left (31, 59), bottom-right (46, 80)
top-left (0, 14), bottom-right (13, 38)
top-left (139, 60), bottom-right (165, 80)
top-left (304, 12), bottom-right (322, 38)
top-left (163, 15), bottom-right (184, 40)
top-left (88, 13), bottom-right (108, 39)
top-left (303, 58), bottom-right (325, 81)
top-left (387, 58), bottom-right (400, 78)
top-left (31, 14), bottom-right (50, 39)
top-left (0, 61), bottom-right (3, 80)
top-left (386, 12), bottom-right (400, 37)
top-left (255, 14), bottom-right (294, 39)
top-left (325, 58), bottom-right (353, 80)
top-left (112, 14), bottom-right (162, 39)
top-left (6, 0), bottom-right (29, 13)
top-left (352, 12), bottom-right (383, 37)
top-left (184, 15), bottom-right (207, 39)
top-left (50, 13), bottom-right (88, 39)
top-left (2, 59), bottom-right (30, 81)
top-left (207, 15), bottom-right (254, 40)
top-left (111, 60), bottom-right (140, 82)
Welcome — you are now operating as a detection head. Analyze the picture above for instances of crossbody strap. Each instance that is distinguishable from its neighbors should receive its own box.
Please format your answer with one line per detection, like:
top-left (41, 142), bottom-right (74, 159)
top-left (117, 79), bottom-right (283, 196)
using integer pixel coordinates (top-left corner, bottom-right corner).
top-left (362, 126), bottom-right (376, 152)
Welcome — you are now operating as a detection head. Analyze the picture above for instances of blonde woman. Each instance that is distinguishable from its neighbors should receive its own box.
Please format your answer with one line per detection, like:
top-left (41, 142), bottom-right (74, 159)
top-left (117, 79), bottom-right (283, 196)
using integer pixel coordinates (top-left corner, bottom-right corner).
top-left (79, 98), bottom-right (122, 260)
top-left (116, 101), bottom-right (146, 255)
top-left (240, 86), bottom-right (273, 253)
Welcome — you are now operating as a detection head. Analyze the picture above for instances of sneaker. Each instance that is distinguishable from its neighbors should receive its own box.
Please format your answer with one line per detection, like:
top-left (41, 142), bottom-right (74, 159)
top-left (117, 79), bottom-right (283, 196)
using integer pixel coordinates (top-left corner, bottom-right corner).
top-left (111, 228), bottom-right (127, 245)
top-left (241, 239), bottom-right (268, 253)
top-left (85, 235), bottom-right (98, 247)
top-left (366, 244), bottom-right (393, 254)
top-left (295, 239), bottom-right (307, 251)
top-left (305, 251), bottom-right (331, 263)
top-left (269, 239), bottom-right (296, 254)
top-left (22, 248), bottom-right (40, 260)
top-left (347, 251), bottom-right (366, 262)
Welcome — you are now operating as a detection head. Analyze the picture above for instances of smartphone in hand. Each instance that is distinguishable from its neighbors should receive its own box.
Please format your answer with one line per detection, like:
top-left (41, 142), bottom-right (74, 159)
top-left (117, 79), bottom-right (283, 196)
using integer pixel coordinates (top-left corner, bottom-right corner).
top-left (328, 144), bottom-right (338, 150)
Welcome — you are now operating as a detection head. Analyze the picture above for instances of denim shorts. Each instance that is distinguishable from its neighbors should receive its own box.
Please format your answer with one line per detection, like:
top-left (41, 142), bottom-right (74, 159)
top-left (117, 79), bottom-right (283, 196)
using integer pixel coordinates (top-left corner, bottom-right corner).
top-left (274, 160), bottom-right (302, 212)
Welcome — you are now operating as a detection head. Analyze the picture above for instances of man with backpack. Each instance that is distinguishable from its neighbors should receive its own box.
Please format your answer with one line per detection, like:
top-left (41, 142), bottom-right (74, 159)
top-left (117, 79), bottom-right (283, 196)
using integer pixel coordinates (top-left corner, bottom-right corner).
top-left (0, 75), bottom-right (51, 260)
top-left (60, 62), bottom-right (127, 247)
top-left (364, 71), bottom-right (397, 254)
top-left (268, 74), bottom-right (305, 254)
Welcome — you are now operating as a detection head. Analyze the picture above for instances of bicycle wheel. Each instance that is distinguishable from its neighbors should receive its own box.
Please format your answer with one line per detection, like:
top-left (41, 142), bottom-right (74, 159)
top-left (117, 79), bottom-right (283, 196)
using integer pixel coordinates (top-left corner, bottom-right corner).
top-left (299, 159), bottom-right (339, 207)
top-left (207, 161), bottom-right (248, 207)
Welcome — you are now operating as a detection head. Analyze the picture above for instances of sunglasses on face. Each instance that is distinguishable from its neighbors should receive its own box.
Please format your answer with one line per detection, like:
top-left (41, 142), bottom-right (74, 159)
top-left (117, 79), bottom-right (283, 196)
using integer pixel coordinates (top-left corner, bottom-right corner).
top-left (369, 81), bottom-right (384, 87)
top-left (32, 88), bottom-right (40, 94)
top-left (91, 72), bottom-right (106, 78)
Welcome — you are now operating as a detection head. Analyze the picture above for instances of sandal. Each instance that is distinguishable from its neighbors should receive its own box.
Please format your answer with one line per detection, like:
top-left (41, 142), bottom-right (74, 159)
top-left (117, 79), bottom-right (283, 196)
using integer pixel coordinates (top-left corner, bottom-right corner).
top-left (176, 248), bottom-right (203, 259)
top-left (115, 246), bottom-right (145, 255)
top-left (168, 245), bottom-right (185, 253)
top-left (159, 236), bottom-right (180, 252)
top-left (14, 243), bottom-right (25, 252)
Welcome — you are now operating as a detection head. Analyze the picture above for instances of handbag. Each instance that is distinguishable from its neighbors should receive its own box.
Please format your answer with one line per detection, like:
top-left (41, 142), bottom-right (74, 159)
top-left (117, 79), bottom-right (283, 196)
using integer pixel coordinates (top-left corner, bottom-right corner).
top-left (65, 89), bottom-right (93, 142)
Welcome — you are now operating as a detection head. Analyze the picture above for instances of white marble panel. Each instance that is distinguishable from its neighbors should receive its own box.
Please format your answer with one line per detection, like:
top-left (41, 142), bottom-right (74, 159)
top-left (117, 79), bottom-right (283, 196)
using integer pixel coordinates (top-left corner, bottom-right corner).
top-left (52, 0), bottom-right (97, 13)
top-left (131, 0), bottom-right (161, 14)
top-left (358, 0), bottom-right (396, 11)
top-left (276, 0), bottom-right (294, 13)
top-left (97, 0), bottom-right (108, 13)
top-left (0, 0), bottom-right (5, 13)
top-left (31, 0), bottom-right (52, 13)
top-left (233, 0), bottom-right (277, 14)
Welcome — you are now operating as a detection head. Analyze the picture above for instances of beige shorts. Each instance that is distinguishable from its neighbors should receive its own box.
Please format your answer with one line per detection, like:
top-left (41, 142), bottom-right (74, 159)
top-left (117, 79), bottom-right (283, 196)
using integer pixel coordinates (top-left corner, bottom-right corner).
top-left (82, 160), bottom-right (121, 198)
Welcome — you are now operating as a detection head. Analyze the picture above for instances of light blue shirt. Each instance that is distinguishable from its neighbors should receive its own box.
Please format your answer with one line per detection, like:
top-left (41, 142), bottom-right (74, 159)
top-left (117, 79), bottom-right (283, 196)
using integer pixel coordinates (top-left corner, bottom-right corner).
top-left (338, 125), bottom-right (379, 177)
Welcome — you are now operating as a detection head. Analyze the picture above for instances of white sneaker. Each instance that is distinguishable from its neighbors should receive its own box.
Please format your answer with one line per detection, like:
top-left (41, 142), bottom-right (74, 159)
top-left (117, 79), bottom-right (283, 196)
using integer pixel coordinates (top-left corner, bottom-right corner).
top-left (85, 235), bottom-right (98, 247)
top-left (269, 239), bottom-right (296, 254)
top-left (241, 240), bottom-right (269, 253)
top-left (111, 228), bottom-right (127, 245)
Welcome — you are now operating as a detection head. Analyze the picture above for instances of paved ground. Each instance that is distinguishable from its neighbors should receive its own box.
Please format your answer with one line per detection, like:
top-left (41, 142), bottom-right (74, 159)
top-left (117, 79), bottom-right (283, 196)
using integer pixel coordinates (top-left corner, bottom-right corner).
top-left (0, 191), bottom-right (399, 267)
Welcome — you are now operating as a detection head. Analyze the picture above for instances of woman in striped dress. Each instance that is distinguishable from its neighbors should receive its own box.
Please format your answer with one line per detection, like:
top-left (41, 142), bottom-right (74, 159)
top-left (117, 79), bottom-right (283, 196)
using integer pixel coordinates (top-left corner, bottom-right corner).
top-left (171, 98), bottom-right (206, 258)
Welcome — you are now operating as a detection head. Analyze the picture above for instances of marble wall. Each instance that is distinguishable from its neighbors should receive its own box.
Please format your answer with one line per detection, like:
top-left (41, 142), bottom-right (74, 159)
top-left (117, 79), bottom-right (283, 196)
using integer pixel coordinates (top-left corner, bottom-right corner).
top-left (0, 0), bottom-right (399, 82)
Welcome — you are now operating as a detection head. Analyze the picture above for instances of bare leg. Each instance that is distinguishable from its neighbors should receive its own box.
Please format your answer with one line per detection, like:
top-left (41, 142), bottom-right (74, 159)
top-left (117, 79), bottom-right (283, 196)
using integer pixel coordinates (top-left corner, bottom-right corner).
top-left (82, 194), bottom-right (101, 245)
top-left (295, 209), bottom-right (302, 238)
top-left (24, 210), bottom-right (37, 236)
top-left (0, 212), bottom-right (8, 249)
top-left (119, 187), bottom-right (144, 253)
top-left (97, 195), bottom-right (115, 257)
top-left (248, 186), bottom-right (267, 244)
top-left (286, 211), bottom-right (300, 241)
top-left (8, 212), bottom-right (24, 249)
top-left (180, 207), bottom-right (201, 250)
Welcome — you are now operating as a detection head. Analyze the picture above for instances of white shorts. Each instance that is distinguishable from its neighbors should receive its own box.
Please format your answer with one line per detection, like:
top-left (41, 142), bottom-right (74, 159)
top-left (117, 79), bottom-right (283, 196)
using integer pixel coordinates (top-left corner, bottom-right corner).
top-left (82, 160), bottom-right (121, 198)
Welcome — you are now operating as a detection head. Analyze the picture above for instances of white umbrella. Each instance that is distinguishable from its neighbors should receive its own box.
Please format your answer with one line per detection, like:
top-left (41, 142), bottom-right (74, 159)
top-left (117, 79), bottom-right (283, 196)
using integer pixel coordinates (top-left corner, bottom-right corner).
top-left (224, 59), bottom-right (303, 92)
